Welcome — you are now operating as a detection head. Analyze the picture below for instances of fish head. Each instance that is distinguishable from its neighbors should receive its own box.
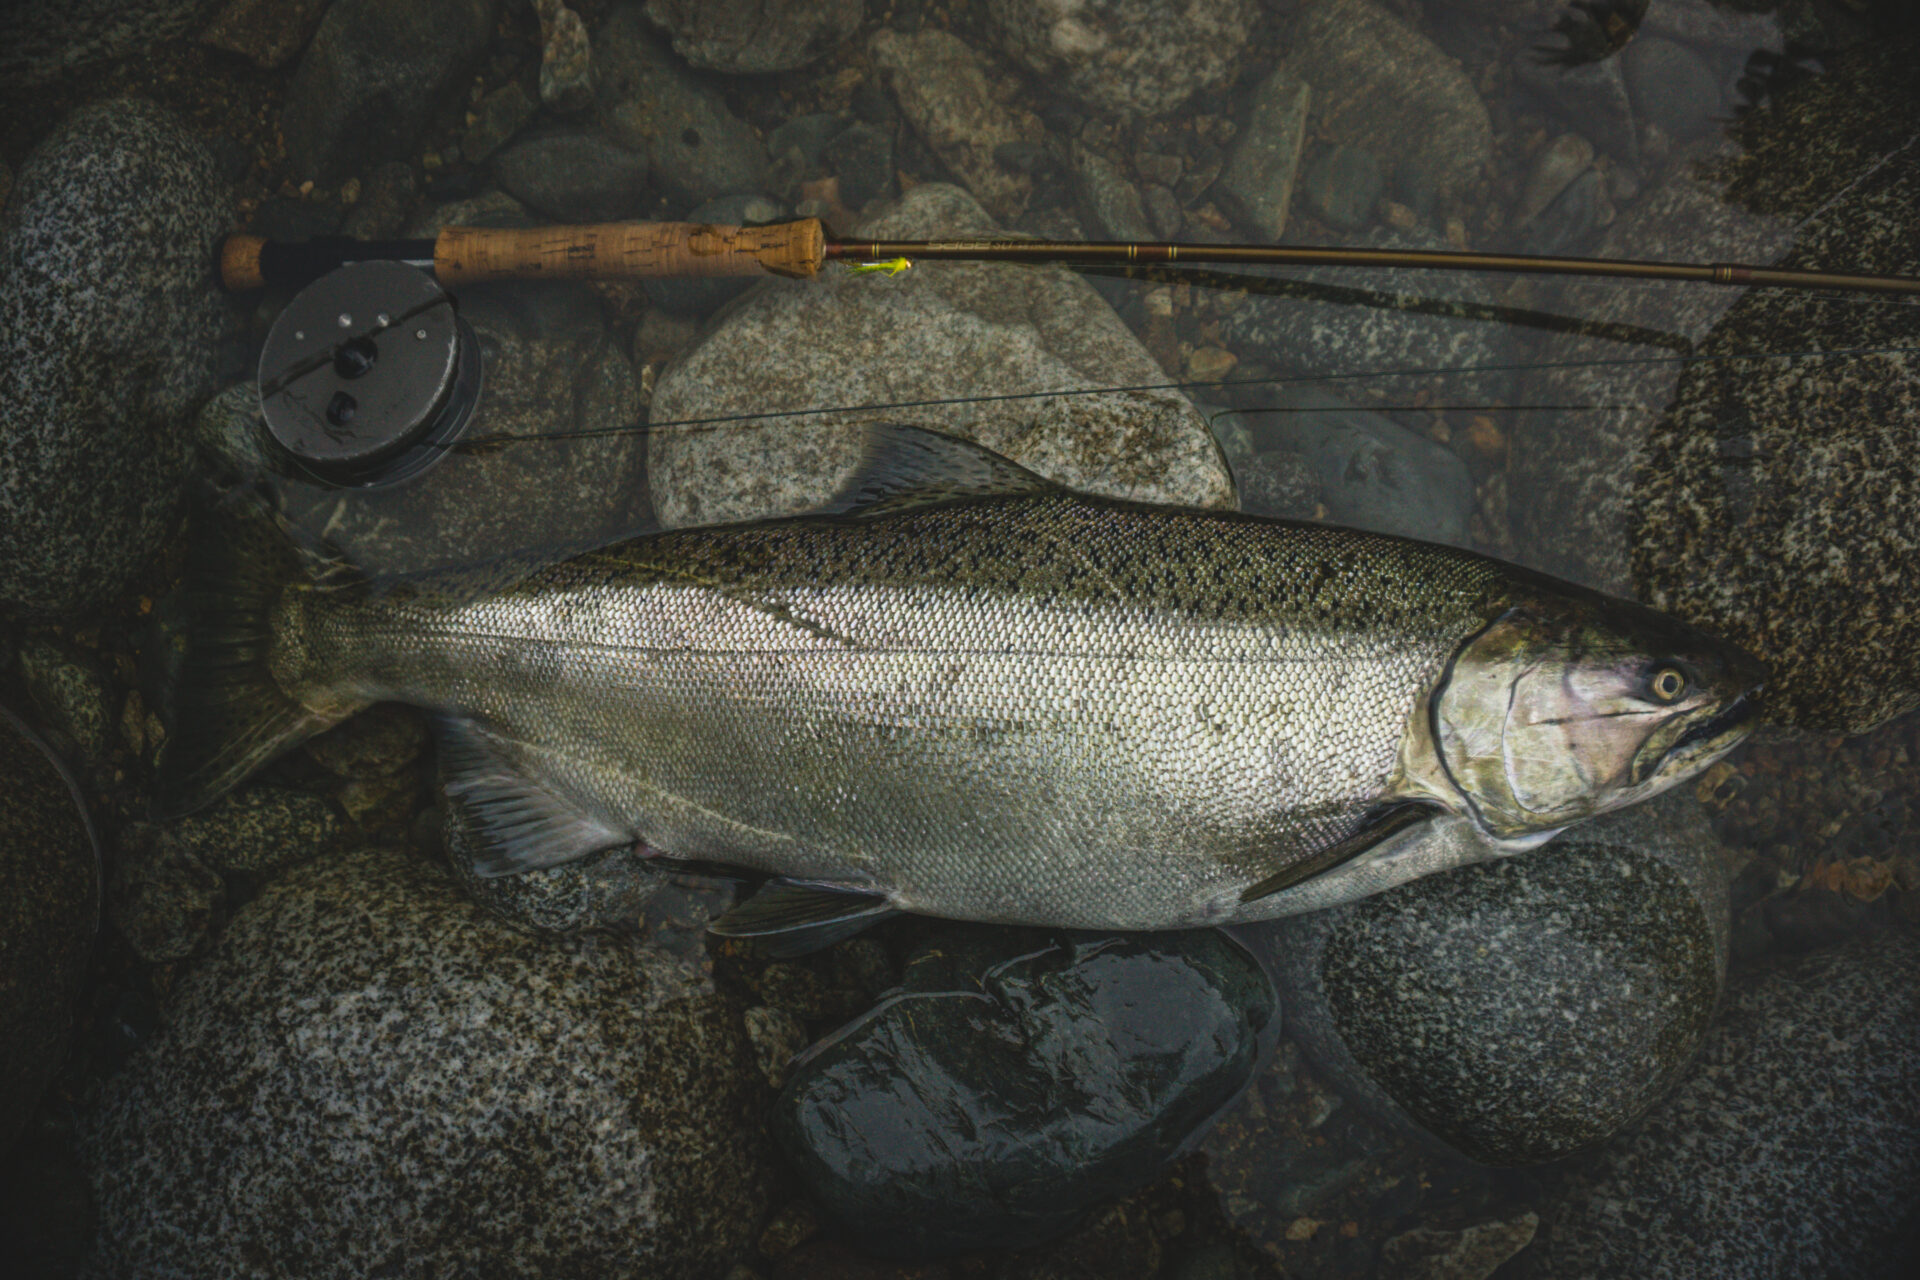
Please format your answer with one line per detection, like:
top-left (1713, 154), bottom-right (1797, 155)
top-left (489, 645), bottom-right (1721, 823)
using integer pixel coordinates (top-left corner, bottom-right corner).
top-left (1432, 591), bottom-right (1766, 840)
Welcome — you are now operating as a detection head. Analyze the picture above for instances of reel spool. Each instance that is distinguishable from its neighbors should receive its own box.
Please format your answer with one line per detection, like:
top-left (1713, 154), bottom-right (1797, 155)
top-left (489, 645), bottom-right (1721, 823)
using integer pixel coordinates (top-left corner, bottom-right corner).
top-left (257, 260), bottom-right (482, 488)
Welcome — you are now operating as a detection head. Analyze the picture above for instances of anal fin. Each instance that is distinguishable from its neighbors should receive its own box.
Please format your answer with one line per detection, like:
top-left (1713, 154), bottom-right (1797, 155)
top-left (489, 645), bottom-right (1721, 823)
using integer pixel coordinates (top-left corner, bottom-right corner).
top-left (435, 716), bottom-right (631, 878)
top-left (709, 879), bottom-right (899, 958)
top-left (1239, 800), bottom-right (1443, 905)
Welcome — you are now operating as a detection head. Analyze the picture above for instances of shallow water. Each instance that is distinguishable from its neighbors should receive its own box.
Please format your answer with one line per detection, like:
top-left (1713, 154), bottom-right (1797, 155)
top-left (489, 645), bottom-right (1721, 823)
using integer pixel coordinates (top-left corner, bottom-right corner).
top-left (4, 1), bottom-right (1919, 1277)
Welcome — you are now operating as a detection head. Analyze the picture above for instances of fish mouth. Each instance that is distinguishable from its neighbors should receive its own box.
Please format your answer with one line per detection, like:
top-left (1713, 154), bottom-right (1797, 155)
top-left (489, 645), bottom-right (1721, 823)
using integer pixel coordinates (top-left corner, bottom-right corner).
top-left (1657, 689), bottom-right (1762, 775)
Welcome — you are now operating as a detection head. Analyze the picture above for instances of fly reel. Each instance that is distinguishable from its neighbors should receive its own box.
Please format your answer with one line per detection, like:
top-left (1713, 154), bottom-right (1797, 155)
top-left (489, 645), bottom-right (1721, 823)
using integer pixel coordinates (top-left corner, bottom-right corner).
top-left (257, 260), bottom-right (482, 488)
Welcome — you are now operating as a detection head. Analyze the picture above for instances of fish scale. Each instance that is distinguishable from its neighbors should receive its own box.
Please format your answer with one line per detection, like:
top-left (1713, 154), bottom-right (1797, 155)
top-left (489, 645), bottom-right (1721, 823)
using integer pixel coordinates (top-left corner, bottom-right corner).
top-left (292, 493), bottom-right (1509, 928)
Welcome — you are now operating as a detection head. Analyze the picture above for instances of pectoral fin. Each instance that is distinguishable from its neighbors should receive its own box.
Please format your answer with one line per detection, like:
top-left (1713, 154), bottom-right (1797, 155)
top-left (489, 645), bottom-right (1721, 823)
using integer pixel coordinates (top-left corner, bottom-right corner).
top-left (1239, 801), bottom-right (1443, 905)
top-left (435, 716), bottom-right (632, 877)
top-left (709, 879), bottom-right (900, 957)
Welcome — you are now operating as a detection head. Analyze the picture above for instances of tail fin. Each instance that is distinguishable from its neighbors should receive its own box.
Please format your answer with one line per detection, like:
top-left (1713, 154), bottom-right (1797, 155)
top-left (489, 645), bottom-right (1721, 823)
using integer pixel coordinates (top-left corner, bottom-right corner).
top-left (152, 500), bottom-right (358, 818)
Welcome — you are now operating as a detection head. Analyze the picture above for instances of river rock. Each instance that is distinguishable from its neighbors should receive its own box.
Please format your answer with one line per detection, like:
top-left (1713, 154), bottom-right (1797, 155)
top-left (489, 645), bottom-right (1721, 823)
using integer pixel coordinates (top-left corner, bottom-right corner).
top-left (595, 3), bottom-right (770, 203)
top-left (16, 638), bottom-right (114, 770)
top-left (1513, 132), bottom-right (1594, 229)
top-left (0, 0), bottom-right (224, 87)
top-left (1286, 0), bottom-right (1493, 199)
top-left (1518, 929), bottom-right (1920, 1279)
top-left (869, 27), bottom-right (1047, 221)
top-left (1233, 388), bottom-right (1472, 545)
top-left (80, 847), bottom-right (774, 1278)
top-left (984, 0), bottom-right (1257, 118)
top-left (1070, 141), bottom-right (1151, 240)
top-left (534, 0), bottom-right (594, 113)
top-left (106, 822), bottom-right (225, 963)
top-left (1221, 226), bottom-right (1515, 399)
top-left (1518, 167), bottom-right (1604, 256)
top-left (162, 784), bottom-right (342, 879)
top-left (461, 80), bottom-right (539, 164)
top-left (0, 100), bottom-right (228, 617)
top-left (644, 0), bottom-right (862, 74)
top-left (1512, 39), bottom-right (1920, 732)
top-left (196, 0), bottom-right (333, 69)
top-left (1259, 793), bottom-right (1730, 1165)
top-left (1219, 68), bottom-right (1311, 239)
top-left (1515, 46), bottom-right (1638, 163)
top-left (646, 183), bottom-right (1234, 528)
top-left (0, 708), bottom-right (98, 1151)
top-left (494, 130), bottom-right (652, 222)
top-left (1622, 36), bottom-right (1725, 143)
top-left (1303, 145), bottom-right (1387, 231)
top-left (281, 0), bottom-right (501, 184)
top-left (775, 926), bottom-right (1274, 1257)
top-left (1233, 448), bottom-right (1323, 520)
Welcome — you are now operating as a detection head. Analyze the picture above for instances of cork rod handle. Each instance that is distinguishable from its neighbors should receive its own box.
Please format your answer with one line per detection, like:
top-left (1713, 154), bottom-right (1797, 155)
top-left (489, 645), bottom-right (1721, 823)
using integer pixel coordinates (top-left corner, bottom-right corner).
top-left (433, 219), bottom-right (826, 284)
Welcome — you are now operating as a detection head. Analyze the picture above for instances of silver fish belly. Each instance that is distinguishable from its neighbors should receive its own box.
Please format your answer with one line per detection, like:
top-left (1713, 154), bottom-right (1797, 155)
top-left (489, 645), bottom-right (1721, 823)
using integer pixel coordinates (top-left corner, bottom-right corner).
top-left (295, 493), bottom-right (1506, 929)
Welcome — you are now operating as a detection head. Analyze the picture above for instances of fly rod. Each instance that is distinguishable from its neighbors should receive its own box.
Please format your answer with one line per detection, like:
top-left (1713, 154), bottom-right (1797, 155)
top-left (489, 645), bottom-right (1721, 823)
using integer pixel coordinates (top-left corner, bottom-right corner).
top-left (217, 217), bottom-right (1920, 297)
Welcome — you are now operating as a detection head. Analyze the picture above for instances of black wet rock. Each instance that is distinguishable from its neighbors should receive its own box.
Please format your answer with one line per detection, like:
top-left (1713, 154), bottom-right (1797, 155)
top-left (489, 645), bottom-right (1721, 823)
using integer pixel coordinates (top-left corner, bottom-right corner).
top-left (196, 0), bottom-right (336, 70)
top-left (643, 193), bottom-right (786, 316)
top-left (825, 121), bottom-right (895, 210)
top-left (595, 3), bottom-right (771, 203)
top-left (0, 0), bottom-right (224, 88)
top-left (1518, 929), bottom-right (1920, 1279)
top-left (0, 100), bottom-right (228, 617)
top-left (0, 709), bottom-right (98, 1151)
top-left (643, 0), bottom-right (862, 74)
top-left (494, 130), bottom-right (652, 222)
top-left (1513, 38), bottom-right (1920, 732)
top-left (281, 0), bottom-right (501, 185)
top-left (774, 927), bottom-right (1274, 1257)
top-left (339, 160), bottom-right (420, 239)
top-left (1232, 388), bottom-right (1472, 545)
top-left (460, 80), bottom-right (539, 165)
top-left (1261, 794), bottom-right (1730, 1166)
top-left (1221, 227), bottom-right (1514, 402)
top-left (80, 848), bottom-right (774, 1278)
top-left (984, 0), bottom-right (1257, 118)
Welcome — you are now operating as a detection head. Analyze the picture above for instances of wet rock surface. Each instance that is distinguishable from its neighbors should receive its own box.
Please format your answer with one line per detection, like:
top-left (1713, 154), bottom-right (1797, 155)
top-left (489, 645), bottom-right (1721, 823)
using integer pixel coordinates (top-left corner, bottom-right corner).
top-left (1519, 928), bottom-right (1920, 1279)
top-left (1219, 68), bottom-right (1310, 238)
top-left (0, 709), bottom-right (97, 1151)
top-left (647, 183), bottom-right (1234, 528)
top-left (493, 129), bottom-right (651, 222)
top-left (1259, 795), bottom-right (1730, 1166)
top-left (281, 0), bottom-right (501, 184)
top-left (595, 3), bottom-right (770, 203)
top-left (0, 1), bottom-right (225, 88)
top-left (985, 0), bottom-right (1257, 119)
top-left (775, 926), bottom-right (1273, 1257)
top-left (0, 99), bottom-right (228, 617)
top-left (646, 0), bottom-right (862, 75)
top-left (80, 848), bottom-right (774, 1279)
top-left (1513, 39), bottom-right (1920, 732)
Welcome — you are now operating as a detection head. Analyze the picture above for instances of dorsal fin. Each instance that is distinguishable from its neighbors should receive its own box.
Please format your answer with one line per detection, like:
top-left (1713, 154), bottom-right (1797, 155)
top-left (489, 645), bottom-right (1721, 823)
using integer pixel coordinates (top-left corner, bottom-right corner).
top-left (813, 424), bottom-right (1057, 518)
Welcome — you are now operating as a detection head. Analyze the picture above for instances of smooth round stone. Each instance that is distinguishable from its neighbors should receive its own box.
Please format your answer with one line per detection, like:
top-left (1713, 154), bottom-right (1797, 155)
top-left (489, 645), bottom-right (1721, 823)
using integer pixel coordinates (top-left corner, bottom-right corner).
top-left (643, 0), bottom-right (862, 74)
top-left (1622, 36), bottom-right (1724, 141)
top-left (1519, 929), bottom-right (1920, 1278)
top-left (493, 130), bottom-right (650, 222)
top-left (0, 707), bottom-right (98, 1151)
top-left (80, 848), bottom-right (773, 1277)
top-left (0, 99), bottom-right (228, 616)
top-left (1263, 795), bottom-right (1729, 1166)
top-left (774, 927), bottom-right (1275, 1257)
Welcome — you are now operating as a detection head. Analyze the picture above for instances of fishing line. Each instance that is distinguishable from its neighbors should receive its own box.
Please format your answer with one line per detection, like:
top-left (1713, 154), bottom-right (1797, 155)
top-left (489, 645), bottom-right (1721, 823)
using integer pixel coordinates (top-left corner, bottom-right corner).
top-left (451, 342), bottom-right (1920, 452)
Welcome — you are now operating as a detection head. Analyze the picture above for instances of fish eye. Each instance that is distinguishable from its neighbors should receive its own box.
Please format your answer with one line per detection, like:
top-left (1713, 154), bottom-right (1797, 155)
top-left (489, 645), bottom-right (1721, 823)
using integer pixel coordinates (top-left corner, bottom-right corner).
top-left (1647, 665), bottom-right (1689, 703)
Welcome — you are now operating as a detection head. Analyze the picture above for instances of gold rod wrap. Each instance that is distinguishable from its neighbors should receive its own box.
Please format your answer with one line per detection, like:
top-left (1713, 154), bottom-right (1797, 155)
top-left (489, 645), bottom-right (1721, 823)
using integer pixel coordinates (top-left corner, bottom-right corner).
top-left (434, 219), bottom-right (826, 284)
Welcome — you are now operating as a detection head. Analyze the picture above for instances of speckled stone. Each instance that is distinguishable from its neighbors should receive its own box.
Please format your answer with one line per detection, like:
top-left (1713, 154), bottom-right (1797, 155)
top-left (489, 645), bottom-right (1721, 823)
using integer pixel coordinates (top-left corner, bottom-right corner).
top-left (0, 1), bottom-right (224, 87)
top-left (1070, 141), bottom-right (1151, 240)
top-left (594, 3), bottom-right (770, 204)
top-left (1261, 793), bottom-right (1730, 1165)
top-left (303, 704), bottom-right (427, 779)
top-left (1512, 39), bottom-right (1920, 731)
top-left (869, 27), bottom-right (1047, 222)
top-left (984, 0), bottom-right (1257, 118)
top-left (1518, 929), bottom-right (1920, 1279)
top-left (0, 707), bottom-right (98, 1151)
top-left (1222, 227), bottom-right (1515, 398)
top-left (281, 0), bottom-right (500, 183)
top-left (16, 638), bottom-right (114, 769)
top-left (644, 0), bottom-right (862, 74)
top-left (162, 784), bottom-right (342, 878)
top-left (80, 848), bottom-right (774, 1279)
top-left (647, 183), bottom-right (1234, 528)
top-left (0, 100), bottom-right (228, 616)
top-left (107, 822), bottom-right (225, 964)
top-left (1285, 0), bottom-right (1493, 199)
top-left (1219, 68), bottom-right (1311, 239)
top-left (774, 926), bottom-right (1274, 1257)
